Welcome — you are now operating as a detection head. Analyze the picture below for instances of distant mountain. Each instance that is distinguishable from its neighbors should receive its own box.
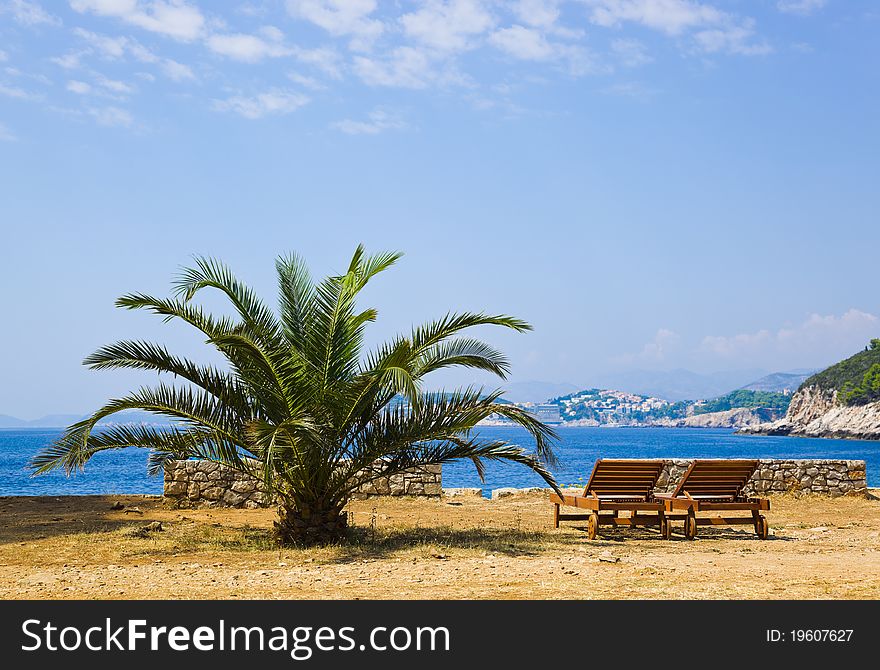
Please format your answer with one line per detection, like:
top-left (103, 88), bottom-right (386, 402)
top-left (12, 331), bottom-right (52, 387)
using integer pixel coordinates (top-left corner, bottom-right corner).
top-left (0, 414), bottom-right (27, 428)
top-left (740, 371), bottom-right (814, 394)
top-left (0, 413), bottom-right (80, 428)
top-left (500, 381), bottom-right (580, 404)
top-left (590, 368), bottom-right (769, 402)
top-left (0, 410), bottom-right (174, 429)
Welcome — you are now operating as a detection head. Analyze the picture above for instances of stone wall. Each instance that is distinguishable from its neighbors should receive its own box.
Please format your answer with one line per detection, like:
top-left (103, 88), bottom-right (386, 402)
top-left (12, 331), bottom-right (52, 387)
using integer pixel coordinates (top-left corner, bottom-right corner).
top-left (652, 459), bottom-right (866, 497)
top-left (165, 458), bottom-right (867, 507)
top-left (163, 460), bottom-right (442, 509)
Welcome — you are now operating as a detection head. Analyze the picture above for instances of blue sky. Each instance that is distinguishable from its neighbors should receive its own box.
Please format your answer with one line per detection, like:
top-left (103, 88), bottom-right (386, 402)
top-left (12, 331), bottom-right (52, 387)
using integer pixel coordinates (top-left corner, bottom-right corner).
top-left (1, 0), bottom-right (878, 417)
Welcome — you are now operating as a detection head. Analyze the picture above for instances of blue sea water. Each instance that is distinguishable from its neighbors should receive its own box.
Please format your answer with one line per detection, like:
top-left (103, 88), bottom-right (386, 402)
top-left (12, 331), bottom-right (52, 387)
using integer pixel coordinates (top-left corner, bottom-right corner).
top-left (1, 426), bottom-right (877, 497)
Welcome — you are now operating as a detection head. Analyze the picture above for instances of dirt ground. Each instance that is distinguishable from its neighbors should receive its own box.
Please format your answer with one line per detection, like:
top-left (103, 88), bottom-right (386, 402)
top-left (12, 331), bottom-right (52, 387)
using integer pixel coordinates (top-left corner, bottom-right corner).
top-left (1, 491), bottom-right (879, 600)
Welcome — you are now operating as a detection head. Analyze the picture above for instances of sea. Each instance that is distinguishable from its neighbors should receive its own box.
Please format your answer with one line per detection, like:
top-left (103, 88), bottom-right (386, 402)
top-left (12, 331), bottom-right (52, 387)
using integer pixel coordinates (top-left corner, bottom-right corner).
top-left (1, 426), bottom-right (877, 497)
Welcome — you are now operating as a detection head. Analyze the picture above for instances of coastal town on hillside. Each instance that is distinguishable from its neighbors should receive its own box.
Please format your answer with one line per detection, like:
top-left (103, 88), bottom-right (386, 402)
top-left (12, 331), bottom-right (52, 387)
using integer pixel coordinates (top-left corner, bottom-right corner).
top-left (489, 385), bottom-right (796, 428)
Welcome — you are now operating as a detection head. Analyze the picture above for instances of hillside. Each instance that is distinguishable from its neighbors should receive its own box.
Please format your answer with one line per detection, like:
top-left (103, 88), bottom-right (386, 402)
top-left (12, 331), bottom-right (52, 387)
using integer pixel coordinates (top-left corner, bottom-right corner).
top-left (692, 389), bottom-right (790, 415)
top-left (549, 388), bottom-right (789, 426)
top-left (741, 340), bottom-right (880, 439)
top-left (801, 339), bottom-right (880, 406)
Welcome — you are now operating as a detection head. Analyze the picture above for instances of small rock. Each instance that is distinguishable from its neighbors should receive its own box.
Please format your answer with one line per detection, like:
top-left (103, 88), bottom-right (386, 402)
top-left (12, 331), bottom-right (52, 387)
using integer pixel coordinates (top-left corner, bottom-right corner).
top-left (110, 502), bottom-right (125, 511)
top-left (124, 507), bottom-right (144, 515)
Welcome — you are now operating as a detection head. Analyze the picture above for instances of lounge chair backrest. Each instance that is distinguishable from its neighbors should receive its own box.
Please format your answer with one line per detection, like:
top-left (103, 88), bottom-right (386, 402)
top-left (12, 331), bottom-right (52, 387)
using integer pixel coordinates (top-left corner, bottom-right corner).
top-left (583, 459), bottom-right (664, 499)
top-left (670, 459), bottom-right (758, 499)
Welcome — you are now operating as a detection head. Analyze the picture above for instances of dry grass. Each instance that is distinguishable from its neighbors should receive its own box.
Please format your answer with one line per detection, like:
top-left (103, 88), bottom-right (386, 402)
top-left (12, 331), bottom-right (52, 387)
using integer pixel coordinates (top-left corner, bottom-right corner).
top-left (1, 492), bottom-right (879, 599)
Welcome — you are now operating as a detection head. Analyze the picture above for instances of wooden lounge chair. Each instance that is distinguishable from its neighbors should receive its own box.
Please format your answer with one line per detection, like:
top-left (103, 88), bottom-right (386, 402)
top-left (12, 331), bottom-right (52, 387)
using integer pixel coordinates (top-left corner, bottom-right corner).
top-left (655, 459), bottom-right (770, 540)
top-left (550, 459), bottom-right (669, 539)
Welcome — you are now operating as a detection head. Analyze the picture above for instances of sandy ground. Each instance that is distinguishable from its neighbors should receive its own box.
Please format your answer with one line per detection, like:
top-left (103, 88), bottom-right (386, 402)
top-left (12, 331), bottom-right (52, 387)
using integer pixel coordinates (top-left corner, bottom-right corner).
top-left (1, 492), bottom-right (879, 600)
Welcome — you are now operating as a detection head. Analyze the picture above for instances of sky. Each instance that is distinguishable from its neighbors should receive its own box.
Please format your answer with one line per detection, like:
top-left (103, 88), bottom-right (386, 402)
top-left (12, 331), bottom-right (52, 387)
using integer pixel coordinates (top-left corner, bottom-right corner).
top-left (0, 0), bottom-right (878, 418)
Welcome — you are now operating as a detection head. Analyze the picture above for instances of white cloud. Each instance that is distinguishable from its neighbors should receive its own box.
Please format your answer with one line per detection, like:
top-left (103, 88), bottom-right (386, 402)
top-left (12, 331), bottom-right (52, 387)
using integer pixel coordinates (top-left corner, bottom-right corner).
top-left (490, 25), bottom-right (557, 60)
top-left (611, 37), bottom-right (652, 66)
top-left (619, 328), bottom-right (681, 364)
top-left (88, 105), bottom-right (134, 126)
top-left (584, 0), bottom-right (726, 36)
top-left (514, 0), bottom-right (560, 28)
top-left (353, 47), bottom-right (433, 89)
top-left (66, 74), bottom-right (134, 97)
top-left (331, 108), bottom-right (406, 135)
top-left (0, 82), bottom-right (41, 100)
top-left (2, 0), bottom-right (61, 26)
top-left (0, 121), bottom-right (16, 141)
top-left (700, 309), bottom-right (880, 366)
top-left (94, 73), bottom-right (134, 94)
top-left (777, 0), bottom-right (826, 16)
top-left (70, 0), bottom-right (206, 41)
top-left (66, 79), bottom-right (92, 94)
top-left (128, 41), bottom-right (159, 63)
top-left (160, 58), bottom-right (194, 81)
top-left (293, 46), bottom-right (344, 79)
top-left (489, 25), bottom-right (595, 75)
top-left (73, 28), bottom-right (129, 59)
top-left (51, 52), bottom-right (86, 69)
top-left (694, 19), bottom-right (772, 56)
top-left (207, 31), bottom-right (293, 63)
top-left (583, 0), bottom-right (769, 56)
top-left (400, 0), bottom-right (495, 53)
top-left (0, 50), bottom-right (7, 62)
top-left (287, 71), bottom-right (324, 90)
top-left (3, 66), bottom-right (51, 85)
top-left (70, 28), bottom-right (197, 81)
top-left (213, 89), bottom-right (310, 119)
top-left (286, 0), bottom-right (383, 51)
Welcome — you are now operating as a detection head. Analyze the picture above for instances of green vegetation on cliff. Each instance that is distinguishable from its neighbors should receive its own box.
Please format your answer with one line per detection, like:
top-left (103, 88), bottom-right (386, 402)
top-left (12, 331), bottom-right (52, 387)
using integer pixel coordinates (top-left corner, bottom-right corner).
top-left (692, 389), bottom-right (791, 415)
top-left (801, 339), bottom-right (880, 405)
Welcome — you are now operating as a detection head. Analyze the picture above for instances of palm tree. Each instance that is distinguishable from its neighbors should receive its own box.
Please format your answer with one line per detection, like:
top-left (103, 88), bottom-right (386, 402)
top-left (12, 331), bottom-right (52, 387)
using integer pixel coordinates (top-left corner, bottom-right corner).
top-left (33, 246), bottom-right (559, 545)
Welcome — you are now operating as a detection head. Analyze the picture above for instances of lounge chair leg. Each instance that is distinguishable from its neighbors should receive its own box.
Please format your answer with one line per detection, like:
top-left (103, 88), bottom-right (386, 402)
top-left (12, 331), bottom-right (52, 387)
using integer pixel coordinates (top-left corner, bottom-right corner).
top-left (659, 512), bottom-right (670, 540)
top-left (757, 515), bottom-right (769, 540)
top-left (553, 503), bottom-right (560, 529)
top-left (684, 509), bottom-right (697, 540)
top-left (587, 513), bottom-right (599, 540)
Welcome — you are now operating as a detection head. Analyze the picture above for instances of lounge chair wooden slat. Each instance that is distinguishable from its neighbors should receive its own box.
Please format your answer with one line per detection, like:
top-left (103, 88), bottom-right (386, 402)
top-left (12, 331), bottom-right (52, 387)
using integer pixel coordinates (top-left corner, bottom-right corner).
top-left (662, 460), bottom-right (770, 539)
top-left (552, 459), bottom-right (667, 538)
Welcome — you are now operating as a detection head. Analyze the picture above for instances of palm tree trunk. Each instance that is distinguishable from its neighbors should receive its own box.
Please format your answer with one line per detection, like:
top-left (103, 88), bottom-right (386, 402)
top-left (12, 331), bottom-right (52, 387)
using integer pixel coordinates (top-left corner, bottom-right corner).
top-left (275, 498), bottom-right (347, 546)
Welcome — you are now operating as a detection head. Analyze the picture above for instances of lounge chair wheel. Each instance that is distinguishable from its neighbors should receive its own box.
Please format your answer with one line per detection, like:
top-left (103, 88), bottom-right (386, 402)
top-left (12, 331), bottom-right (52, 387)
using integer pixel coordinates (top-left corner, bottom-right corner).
top-left (660, 517), bottom-right (670, 540)
top-left (684, 511), bottom-right (697, 540)
top-left (757, 515), bottom-right (769, 540)
top-left (587, 513), bottom-right (599, 540)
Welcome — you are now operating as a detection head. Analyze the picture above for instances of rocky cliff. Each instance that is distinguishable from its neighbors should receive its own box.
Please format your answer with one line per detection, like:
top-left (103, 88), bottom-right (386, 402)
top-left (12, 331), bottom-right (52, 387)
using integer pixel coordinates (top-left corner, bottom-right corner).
top-left (740, 385), bottom-right (880, 440)
top-left (653, 407), bottom-right (782, 429)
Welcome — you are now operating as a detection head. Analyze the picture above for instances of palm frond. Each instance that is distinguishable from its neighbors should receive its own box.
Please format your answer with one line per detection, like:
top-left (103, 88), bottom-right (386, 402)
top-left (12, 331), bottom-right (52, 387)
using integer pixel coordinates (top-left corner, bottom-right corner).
top-left (416, 337), bottom-right (511, 378)
top-left (173, 256), bottom-right (282, 347)
top-left (83, 340), bottom-right (252, 414)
